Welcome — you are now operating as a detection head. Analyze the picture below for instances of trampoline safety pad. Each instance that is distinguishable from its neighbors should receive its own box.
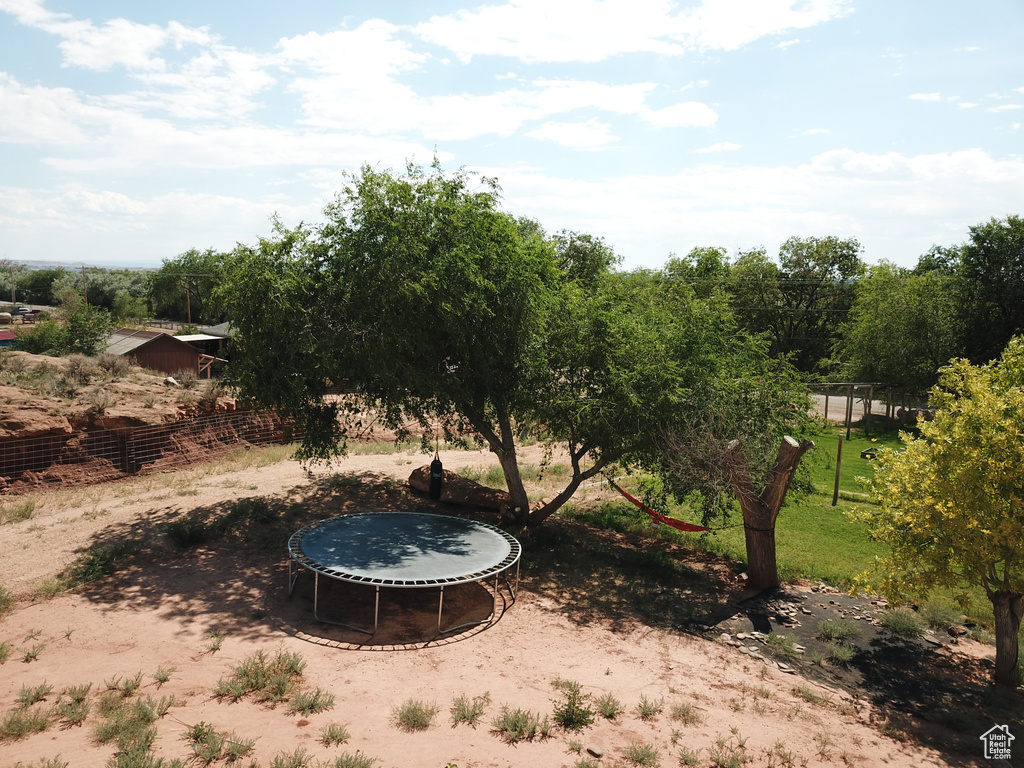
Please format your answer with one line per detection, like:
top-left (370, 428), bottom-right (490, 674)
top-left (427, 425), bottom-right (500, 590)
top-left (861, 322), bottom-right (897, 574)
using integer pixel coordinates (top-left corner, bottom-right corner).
top-left (287, 512), bottom-right (521, 635)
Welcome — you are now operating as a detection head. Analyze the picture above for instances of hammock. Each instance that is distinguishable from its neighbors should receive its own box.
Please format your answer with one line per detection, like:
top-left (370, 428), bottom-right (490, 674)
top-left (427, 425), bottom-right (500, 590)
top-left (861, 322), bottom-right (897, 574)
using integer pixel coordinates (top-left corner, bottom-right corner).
top-left (606, 477), bottom-right (710, 532)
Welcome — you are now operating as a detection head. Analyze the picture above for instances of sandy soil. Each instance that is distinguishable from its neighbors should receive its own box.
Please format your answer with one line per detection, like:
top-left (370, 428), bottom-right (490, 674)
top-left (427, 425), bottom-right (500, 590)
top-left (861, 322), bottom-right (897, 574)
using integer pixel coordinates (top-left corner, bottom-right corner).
top-left (0, 445), bottom-right (988, 768)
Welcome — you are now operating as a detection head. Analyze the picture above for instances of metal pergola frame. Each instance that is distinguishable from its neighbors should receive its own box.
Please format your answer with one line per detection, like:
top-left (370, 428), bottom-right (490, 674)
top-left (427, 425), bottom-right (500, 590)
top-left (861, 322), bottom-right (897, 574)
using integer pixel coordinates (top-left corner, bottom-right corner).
top-left (287, 512), bottom-right (521, 635)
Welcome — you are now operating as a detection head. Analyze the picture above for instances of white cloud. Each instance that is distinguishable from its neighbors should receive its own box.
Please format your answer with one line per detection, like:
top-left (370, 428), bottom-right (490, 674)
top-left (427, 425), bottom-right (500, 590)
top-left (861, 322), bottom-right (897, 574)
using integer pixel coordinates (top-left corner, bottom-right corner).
top-left (799, 128), bottom-right (831, 136)
top-left (988, 104), bottom-right (1023, 112)
top-left (642, 101), bottom-right (718, 127)
top-left (693, 142), bottom-right (740, 153)
top-left (909, 92), bottom-right (941, 102)
top-left (485, 148), bottom-right (1024, 268)
top-left (414, 0), bottom-right (852, 63)
top-left (526, 119), bottom-right (617, 149)
top-left (777, 38), bottom-right (802, 50)
top-left (957, 102), bottom-right (978, 109)
top-left (0, 0), bottom-right (215, 72)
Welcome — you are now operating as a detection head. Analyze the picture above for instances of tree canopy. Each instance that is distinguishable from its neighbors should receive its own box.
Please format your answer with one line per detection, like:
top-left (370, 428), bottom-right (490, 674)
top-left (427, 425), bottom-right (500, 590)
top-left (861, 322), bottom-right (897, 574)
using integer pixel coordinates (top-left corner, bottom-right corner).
top-left (728, 236), bottom-right (864, 372)
top-left (222, 163), bottom-right (807, 527)
top-left (833, 260), bottom-right (960, 391)
top-left (860, 337), bottom-right (1024, 688)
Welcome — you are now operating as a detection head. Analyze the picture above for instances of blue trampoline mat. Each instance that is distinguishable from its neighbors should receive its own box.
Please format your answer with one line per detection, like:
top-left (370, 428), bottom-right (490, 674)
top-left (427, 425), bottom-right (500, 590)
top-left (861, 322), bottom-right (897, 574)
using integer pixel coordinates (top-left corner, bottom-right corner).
top-left (290, 512), bottom-right (520, 586)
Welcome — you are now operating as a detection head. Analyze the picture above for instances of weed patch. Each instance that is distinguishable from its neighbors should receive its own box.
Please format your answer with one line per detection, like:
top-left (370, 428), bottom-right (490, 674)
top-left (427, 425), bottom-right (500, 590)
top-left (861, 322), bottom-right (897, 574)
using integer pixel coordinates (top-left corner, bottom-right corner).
top-left (213, 648), bottom-right (305, 705)
top-left (551, 679), bottom-right (595, 731)
top-left (450, 692), bottom-right (490, 727)
top-left (392, 699), bottom-right (439, 731)
top-left (491, 705), bottom-right (552, 743)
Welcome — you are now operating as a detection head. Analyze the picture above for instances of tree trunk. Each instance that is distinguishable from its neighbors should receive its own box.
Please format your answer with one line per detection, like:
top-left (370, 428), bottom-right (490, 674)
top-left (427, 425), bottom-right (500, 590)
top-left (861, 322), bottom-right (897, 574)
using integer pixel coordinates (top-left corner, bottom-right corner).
top-left (726, 436), bottom-right (815, 591)
top-left (496, 447), bottom-right (531, 525)
top-left (991, 590), bottom-right (1023, 688)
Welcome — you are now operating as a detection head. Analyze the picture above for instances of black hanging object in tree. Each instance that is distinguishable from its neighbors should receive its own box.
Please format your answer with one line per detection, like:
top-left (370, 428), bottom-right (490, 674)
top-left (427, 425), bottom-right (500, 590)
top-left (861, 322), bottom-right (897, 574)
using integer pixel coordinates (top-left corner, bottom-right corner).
top-left (429, 452), bottom-right (444, 500)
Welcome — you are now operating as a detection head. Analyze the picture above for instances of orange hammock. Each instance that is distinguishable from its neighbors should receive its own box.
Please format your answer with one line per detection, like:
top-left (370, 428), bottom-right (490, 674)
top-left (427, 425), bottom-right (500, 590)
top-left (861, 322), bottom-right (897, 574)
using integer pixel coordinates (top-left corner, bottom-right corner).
top-left (606, 477), bottom-right (710, 532)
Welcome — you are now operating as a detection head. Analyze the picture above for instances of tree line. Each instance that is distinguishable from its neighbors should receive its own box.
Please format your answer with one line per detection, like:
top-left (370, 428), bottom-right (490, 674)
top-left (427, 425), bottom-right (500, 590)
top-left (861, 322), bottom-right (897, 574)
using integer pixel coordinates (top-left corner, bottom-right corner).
top-left (7, 215), bottom-right (1021, 392)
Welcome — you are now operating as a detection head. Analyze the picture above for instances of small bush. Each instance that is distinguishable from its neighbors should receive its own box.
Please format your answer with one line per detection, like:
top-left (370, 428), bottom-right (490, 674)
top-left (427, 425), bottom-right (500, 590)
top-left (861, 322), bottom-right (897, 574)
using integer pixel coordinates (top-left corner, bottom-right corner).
top-left (551, 679), bottom-right (595, 731)
top-left (636, 694), bottom-right (663, 721)
top-left (595, 692), bottom-right (624, 719)
top-left (213, 648), bottom-right (306, 705)
top-left (393, 699), bottom-right (439, 731)
top-left (0, 704), bottom-right (54, 740)
top-left (878, 607), bottom-right (926, 638)
top-left (827, 642), bottom-right (857, 665)
top-left (622, 741), bottom-right (660, 767)
top-left (765, 632), bottom-right (800, 659)
top-left (491, 705), bottom-right (551, 744)
top-left (269, 747), bottom-right (311, 768)
top-left (816, 618), bottom-right (861, 643)
top-left (670, 701), bottom-right (704, 726)
top-left (678, 746), bottom-right (701, 766)
top-left (57, 696), bottom-right (91, 726)
top-left (17, 682), bottom-right (54, 707)
top-left (0, 642), bottom-right (10, 664)
top-left (450, 692), bottom-right (490, 727)
top-left (1, 499), bottom-right (35, 525)
top-left (920, 601), bottom-right (964, 630)
top-left (325, 752), bottom-right (378, 768)
top-left (173, 369), bottom-right (198, 389)
top-left (289, 687), bottom-right (335, 715)
top-left (320, 722), bottom-right (351, 746)
top-left (0, 584), bottom-right (15, 617)
top-left (97, 352), bottom-right (132, 377)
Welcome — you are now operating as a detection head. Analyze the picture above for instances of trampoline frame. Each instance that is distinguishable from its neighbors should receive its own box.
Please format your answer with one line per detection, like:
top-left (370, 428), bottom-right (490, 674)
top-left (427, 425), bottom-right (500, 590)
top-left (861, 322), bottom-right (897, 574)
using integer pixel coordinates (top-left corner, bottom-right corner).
top-left (287, 512), bottom-right (521, 635)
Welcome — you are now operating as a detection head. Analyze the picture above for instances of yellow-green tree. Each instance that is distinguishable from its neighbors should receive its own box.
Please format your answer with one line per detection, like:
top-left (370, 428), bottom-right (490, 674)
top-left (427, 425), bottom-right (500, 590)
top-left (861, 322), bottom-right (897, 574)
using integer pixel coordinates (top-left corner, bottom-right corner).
top-left (861, 338), bottom-right (1024, 688)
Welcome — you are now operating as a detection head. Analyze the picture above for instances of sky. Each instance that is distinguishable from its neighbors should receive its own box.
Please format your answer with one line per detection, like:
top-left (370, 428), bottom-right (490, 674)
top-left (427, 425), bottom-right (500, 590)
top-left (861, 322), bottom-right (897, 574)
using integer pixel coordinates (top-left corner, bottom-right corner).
top-left (1, 0), bottom-right (1022, 270)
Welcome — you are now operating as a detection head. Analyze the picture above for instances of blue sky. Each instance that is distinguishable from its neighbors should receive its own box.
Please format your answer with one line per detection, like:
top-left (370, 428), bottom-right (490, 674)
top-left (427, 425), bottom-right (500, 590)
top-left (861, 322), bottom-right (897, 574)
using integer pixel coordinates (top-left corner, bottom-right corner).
top-left (1, 0), bottom-right (1022, 270)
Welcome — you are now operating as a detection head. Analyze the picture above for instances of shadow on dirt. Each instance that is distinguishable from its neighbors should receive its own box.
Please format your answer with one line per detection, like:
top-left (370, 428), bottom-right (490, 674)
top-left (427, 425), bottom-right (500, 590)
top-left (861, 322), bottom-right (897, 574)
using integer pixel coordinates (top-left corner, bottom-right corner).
top-left (67, 468), bottom-right (1020, 759)
top-left (719, 586), bottom-right (1021, 759)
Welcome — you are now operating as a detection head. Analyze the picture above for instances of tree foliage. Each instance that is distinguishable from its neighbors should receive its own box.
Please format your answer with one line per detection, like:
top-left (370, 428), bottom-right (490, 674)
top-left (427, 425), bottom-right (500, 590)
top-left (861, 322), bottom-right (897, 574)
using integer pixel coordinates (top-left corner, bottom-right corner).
top-left (958, 215), bottom-right (1024, 364)
top-left (222, 163), bottom-right (806, 527)
top-left (729, 237), bottom-right (864, 372)
top-left (860, 338), bottom-right (1024, 687)
top-left (147, 248), bottom-right (226, 324)
top-left (833, 261), bottom-right (960, 391)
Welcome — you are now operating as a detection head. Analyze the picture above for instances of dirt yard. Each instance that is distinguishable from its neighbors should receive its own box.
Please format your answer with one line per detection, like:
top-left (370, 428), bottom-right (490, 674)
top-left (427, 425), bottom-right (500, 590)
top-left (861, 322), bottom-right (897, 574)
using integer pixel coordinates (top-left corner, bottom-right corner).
top-left (0, 436), bottom-right (1006, 768)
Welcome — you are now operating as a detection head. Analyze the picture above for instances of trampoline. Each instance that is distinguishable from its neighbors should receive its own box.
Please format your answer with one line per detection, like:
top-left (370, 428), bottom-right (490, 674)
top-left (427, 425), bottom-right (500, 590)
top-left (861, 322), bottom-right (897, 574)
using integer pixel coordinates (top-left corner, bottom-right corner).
top-left (288, 512), bottom-right (521, 635)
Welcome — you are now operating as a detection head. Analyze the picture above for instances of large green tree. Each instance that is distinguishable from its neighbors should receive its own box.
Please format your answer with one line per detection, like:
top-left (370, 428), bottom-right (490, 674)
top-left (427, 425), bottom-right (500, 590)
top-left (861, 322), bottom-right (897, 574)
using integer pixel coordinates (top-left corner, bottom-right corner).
top-left (833, 260), bottom-right (961, 391)
top-left (958, 215), bottom-right (1024, 365)
top-left (860, 338), bottom-right (1024, 688)
top-left (147, 248), bottom-right (226, 324)
top-left (729, 236), bottom-right (864, 371)
top-left (223, 163), bottom-right (800, 527)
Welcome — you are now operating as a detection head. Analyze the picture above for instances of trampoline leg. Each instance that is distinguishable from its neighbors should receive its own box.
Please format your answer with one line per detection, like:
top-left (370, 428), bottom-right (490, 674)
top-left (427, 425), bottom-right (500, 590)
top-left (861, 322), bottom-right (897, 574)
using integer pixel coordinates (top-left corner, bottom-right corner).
top-left (310, 576), bottom-right (379, 635)
top-left (437, 585), bottom-right (445, 634)
top-left (288, 561), bottom-right (298, 597)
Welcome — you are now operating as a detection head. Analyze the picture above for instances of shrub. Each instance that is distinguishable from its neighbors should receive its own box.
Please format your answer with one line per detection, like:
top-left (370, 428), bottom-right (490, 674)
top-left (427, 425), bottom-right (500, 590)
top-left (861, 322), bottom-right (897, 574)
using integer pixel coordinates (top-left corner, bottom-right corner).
top-left (622, 742), bottom-right (660, 767)
top-left (450, 692), bottom-right (490, 727)
top-left (816, 618), bottom-right (861, 643)
top-left (0, 584), bottom-right (15, 617)
top-left (2, 498), bottom-right (37, 524)
top-left (289, 687), bottom-right (335, 715)
top-left (213, 648), bottom-right (306, 705)
top-left (670, 701), bottom-right (704, 726)
top-left (878, 607), bottom-right (926, 638)
top-left (393, 699), bottom-right (439, 731)
top-left (551, 679), bottom-right (595, 731)
top-left (491, 706), bottom-right (551, 743)
top-left (320, 722), bottom-right (351, 746)
top-left (325, 753), bottom-right (377, 768)
top-left (636, 694), bottom-right (663, 721)
top-left (0, 704), bottom-right (54, 740)
top-left (595, 692), bottom-right (624, 719)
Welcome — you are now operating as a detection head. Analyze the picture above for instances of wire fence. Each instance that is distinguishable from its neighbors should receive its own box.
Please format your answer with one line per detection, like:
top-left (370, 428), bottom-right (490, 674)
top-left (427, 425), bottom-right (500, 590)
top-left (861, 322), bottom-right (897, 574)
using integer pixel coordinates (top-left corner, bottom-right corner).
top-left (1, 410), bottom-right (298, 495)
